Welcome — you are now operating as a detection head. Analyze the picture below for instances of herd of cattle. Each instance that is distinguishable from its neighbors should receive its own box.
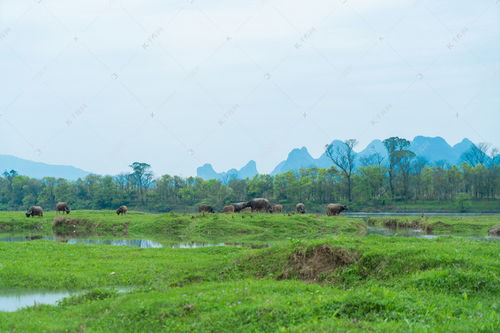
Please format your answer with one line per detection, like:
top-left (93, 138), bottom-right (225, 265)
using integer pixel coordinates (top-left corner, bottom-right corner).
top-left (25, 203), bottom-right (129, 217)
top-left (199, 198), bottom-right (349, 216)
top-left (24, 199), bottom-right (348, 217)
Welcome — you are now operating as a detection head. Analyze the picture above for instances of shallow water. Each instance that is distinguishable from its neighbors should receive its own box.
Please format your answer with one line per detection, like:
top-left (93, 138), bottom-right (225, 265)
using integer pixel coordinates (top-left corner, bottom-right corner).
top-left (170, 242), bottom-right (271, 249)
top-left (366, 226), bottom-right (499, 240)
top-left (66, 238), bottom-right (163, 248)
top-left (0, 236), bottom-right (164, 248)
top-left (346, 212), bottom-right (500, 218)
top-left (0, 290), bottom-right (78, 312)
top-left (366, 226), bottom-right (440, 238)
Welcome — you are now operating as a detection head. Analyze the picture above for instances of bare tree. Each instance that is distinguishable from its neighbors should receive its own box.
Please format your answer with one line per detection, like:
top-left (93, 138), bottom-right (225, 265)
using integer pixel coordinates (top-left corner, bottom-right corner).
top-left (325, 139), bottom-right (358, 202)
top-left (359, 152), bottom-right (385, 167)
top-left (461, 143), bottom-right (490, 166)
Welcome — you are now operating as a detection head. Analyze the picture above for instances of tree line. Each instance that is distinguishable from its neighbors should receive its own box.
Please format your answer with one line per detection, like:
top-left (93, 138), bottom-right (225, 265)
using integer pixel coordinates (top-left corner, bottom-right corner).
top-left (0, 137), bottom-right (498, 212)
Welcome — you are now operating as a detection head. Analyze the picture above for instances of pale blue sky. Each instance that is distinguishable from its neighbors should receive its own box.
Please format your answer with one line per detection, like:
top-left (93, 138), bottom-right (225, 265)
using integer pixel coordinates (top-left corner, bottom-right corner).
top-left (1, 0), bottom-right (499, 176)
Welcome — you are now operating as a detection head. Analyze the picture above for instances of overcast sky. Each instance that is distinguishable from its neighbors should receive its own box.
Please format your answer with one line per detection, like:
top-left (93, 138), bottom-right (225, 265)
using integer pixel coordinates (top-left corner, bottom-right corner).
top-left (1, 0), bottom-right (499, 176)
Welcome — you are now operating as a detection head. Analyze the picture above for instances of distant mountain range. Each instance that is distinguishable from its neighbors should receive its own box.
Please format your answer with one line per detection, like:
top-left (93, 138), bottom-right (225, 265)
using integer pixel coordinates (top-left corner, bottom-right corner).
top-left (0, 155), bottom-right (90, 180)
top-left (0, 136), bottom-right (480, 182)
top-left (197, 136), bottom-right (476, 181)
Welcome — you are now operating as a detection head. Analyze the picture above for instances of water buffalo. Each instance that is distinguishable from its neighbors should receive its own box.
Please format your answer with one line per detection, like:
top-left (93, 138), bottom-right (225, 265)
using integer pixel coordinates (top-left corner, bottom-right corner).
top-left (272, 204), bottom-right (283, 213)
top-left (326, 203), bottom-right (348, 216)
top-left (198, 205), bottom-right (214, 213)
top-left (246, 198), bottom-right (272, 213)
top-left (232, 202), bottom-right (249, 212)
top-left (296, 203), bottom-right (306, 214)
top-left (56, 202), bottom-right (71, 214)
top-left (116, 205), bottom-right (128, 215)
top-left (223, 205), bottom-right (235, 213)
top-left (25, 206), bottom-right (44, 217)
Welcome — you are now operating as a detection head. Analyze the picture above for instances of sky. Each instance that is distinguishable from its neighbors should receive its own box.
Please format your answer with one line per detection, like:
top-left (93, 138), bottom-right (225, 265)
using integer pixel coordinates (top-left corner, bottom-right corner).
top-left (1, 0), bottom-right (499, 177)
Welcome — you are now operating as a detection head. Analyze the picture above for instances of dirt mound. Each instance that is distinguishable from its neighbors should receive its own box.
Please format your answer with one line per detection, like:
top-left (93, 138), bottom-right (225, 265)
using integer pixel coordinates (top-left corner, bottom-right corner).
top-left (488, 226), bottom-right (500, 236)
top-left (381, 218), bottom-right (435, 233)
top-left (52, 217), bottom-right (128, 236)
top-left (52, 216), bottom-right (94, 234)
top-left (280, 244), bottom-right (359, 281)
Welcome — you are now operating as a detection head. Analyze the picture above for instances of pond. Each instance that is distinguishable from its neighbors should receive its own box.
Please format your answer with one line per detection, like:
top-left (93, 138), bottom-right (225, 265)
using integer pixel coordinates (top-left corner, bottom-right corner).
top-left (346, 212), bottom-right (500, 218)
top-left (365, 226), bottom-right (500, 241)
top-left (0, 236), bottom-right (275, 249)
top-left (0, 235), bottom-right (164, 248)
top-left (0, 288), bottom-right (131, 312)
top-left (0, 290), bottom-right (78, 312)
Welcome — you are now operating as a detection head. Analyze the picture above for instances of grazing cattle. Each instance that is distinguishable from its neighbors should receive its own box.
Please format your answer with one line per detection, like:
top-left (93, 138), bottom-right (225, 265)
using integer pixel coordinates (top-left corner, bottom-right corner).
top-left (241, 207), bottom-right (252, 213)
top-left (488, 226), bottom-right (500, 236)
top-left (246, 198), bottom-right (272, 213)
top-left (326, 203), bottom-right (348, 216)
top-left (56, 202), bottom-right (71, 214)
top-left (198, 205), bottom-right (215, 213)
top-left (296, 203), bottom-right (306, 214)
top-left (223, 205), bottom-right (235, 213)
top-left (116, 205), bottom-right (128, 215)
top-left (25, 206), bottom-right (44, 217)
top-left (232, 202), bottom-right (249, 212)
top-left (272, 204), bottom-right (283, 213)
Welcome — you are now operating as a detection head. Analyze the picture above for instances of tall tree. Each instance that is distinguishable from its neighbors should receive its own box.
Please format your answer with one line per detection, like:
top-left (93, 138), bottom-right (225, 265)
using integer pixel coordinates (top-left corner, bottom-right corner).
top-left (325, 139), bottom-right (357, 202)
top-left (383, 137), bottom-right (412, 198)
top-left (129, 162), bottom-right (153, 205)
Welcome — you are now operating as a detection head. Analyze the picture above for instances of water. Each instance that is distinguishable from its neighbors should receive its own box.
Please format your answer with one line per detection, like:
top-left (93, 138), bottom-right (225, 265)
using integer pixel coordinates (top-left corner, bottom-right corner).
top-left (366, 226), bottom-right (440, 239)
top-left (0, 290), bottom-right (78, 312)
top-left (0, 287), bottom-right (131, 312)
top-left (170, 242), bottom-right (271, 249)
top-left (66, 239), bottom-right (163, 248)
top-left (346, 212), bottom-right (500, 218)
top-left (0, 236), bottom-right (273, 249)
top-left (0, 235), bottom-right (163, 248)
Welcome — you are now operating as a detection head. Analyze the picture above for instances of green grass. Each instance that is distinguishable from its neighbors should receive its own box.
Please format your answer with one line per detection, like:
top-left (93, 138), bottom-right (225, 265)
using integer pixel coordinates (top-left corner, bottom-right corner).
top-left (0, 211), bottom-right (498, 332)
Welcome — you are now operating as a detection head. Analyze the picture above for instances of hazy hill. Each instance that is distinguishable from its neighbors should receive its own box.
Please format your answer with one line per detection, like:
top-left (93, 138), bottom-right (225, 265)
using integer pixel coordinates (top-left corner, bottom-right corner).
top-left (197, 136), bottom-right (475, 180)
top-left (0, 155), bottom-right (90, 180)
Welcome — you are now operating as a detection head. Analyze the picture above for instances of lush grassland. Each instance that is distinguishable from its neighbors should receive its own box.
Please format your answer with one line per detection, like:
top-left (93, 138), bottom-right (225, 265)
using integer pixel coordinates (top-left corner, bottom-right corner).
top-left (0, 211), bottom-right (498, 332)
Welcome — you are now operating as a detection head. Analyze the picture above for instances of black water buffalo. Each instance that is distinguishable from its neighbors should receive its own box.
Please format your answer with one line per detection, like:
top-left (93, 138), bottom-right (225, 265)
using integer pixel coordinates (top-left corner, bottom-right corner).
top-left (232, 202), bottom-right (249, 212)
top-left (296, 203), bottom-right (306, 214)
top-left (246, 198), bottom-right (272, 213)
top-left (198, 205), bottom-right (215, 213)
top-left (25, 206), bottom-right (44, 217)
top-left (116, 205), bottom-right (128, 215)
top-left (56, 202), bottom-right (71, 214)
top-left (326, 203), bottom-right (348, 216)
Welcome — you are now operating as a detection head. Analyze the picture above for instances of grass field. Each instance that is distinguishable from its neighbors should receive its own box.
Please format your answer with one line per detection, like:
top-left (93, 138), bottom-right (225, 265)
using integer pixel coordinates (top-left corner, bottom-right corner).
top-left (0, 211), bottom-right (498, 332)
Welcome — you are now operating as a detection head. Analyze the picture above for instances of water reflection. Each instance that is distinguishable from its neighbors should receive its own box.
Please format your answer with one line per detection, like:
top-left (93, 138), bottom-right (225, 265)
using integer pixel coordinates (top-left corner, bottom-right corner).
top-left (347, 212), bottom-right (500, 218)
top-left (0, 290), bottom-right (77, 312)
top-left (170, 242), bottom-right (270, 249)
top-left (366, 226), bottom-right (440, 239)
top-left (0, 235), bottom-right (163, 248)
top-left (66, 239), bottom-right (163, 248)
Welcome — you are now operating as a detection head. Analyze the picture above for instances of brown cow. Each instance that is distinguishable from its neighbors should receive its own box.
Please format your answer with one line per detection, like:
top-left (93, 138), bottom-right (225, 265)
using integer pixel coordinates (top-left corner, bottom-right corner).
top-left (326, 203), bottom-right (348, 216)
top-left (25, 206), bottom-right (44, 217)
top-left (56, 202), bottom-right (71, 214)
top-left (296, 203), bottom-right (306, 214)
top-left (116, 205), bottom-right (128, 215)
top-left (223, 205), bottom-right (235, 213)
top-left (272, 204), bottom-right (283, 213)
top-left (198, 205), bottom-right (215, 213)
top-left (241, 207), bottom-right (252, 213)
